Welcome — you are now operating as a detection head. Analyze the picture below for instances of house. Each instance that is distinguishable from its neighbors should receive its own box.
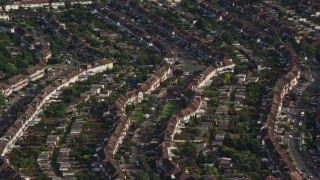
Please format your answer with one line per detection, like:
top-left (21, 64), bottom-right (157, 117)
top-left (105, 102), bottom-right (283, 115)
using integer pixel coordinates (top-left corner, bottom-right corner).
top-left (37, 151), bottom-right (50, 162)
top-left (215, 106), bottom-right (229, 115)
top-left (5, 0), bottom-right (50, 11)
top-left (89, 87), bottom-right (101, 95)
top-left (190, 66), bottom-right (217, 89)
top-left (219, 157), bottom-right (233, 169)
top-left (0, 60), bottom-right (114, 157)
top-left (0, 13), bottom-right (10, 21)
top-left (104, 115), bottom-right (130, 155)
top-left (0, 159), bottom-right (21, 179)
top-left (160, 115), bottom-right (181, 142)
top-left (57, 152), bottom-right (70, 164)
top-left (156, 157), bottom-right (194, 180)
top-left (215, 134), bottom-right (225, 142)
top-left (188, 59), bottom-right (235, 90)
top-left (5, 74), bottom-right (29, 91)
top-left (62, 170), bottom-right (75, 178)
top-left (141, 75), bottom-right (160, 94)
top-left (45, 135), bottom-right (60, 147)
top-left (138, 62), bottom-right (172, 94)
top-left (178, 97), bottom-right (204, 123)
top-left (70, 120), bottom-right (84, 135)
top-left (22, 65), bottom-right (44, 81)
top-left (0, 83), bottom-right (12, 96)
top-left (59, 163), bottom-right (71, 171)
top-left (102, 159), bottom-right (126, 180)
top-left (234, 100), bottom-right (244, 110)
top-left (91, 59), bottom-right (113, 73)
top-left (103, 75), bottom-right (114, 83)
top-left (236, 74), bottom-right (246, 83)
top-left (51, 1), bottom-right (64, 9)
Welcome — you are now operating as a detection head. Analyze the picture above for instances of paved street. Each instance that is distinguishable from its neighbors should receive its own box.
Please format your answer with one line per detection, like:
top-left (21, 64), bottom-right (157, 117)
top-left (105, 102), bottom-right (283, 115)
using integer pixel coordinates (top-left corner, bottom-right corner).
top-left (286, 57), bottom-right (320, 179)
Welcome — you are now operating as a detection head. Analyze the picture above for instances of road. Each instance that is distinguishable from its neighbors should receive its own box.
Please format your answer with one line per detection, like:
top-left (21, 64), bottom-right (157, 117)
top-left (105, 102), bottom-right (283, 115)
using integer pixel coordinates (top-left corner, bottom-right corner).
top-left (106, 4), bottom-right (205, 73)
top-left (286, 57), bottom-right (320, 179)
top-left (124, 75), bottom-right (191, 177)
top-left (0, 51), bottom-right (76, 136)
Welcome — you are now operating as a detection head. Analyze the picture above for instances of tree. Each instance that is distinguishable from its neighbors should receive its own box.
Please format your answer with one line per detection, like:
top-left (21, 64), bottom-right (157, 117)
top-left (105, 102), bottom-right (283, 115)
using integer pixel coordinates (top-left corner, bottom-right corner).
top-left (209, 127), bottom-right (216, 140)
top-left (301, 40), bottom-right (316, 55)
top-left (222, 32), bottom-right (235, 45)
top-left (173, 69), bottom-right (183, 76)
top-left (150, 55), bottom-right (161, 65)
top-left (288, 37), bottom-right (299, 49)
top-left (22, 50), bottom-right (34, 64)
top-left (0, 94), bottom-right (5, 107)
top-left (223, 73), bottom-right (232, 84)
top-left (112, 64), bottom-right (121, 73)
top-left (44, 102), bottom-right (67, 118)
top-left (180, 141), bottom-right (197, 157)
top-left (195, 18), bottom-right (206, 30)
top-left (223, 134), bottom-right (236, 147)
top-left (0, 0), bottom-right (6, 6)
top-left (305, 108), bottom-right (313, 119)
top-left (48, 57), bottom-right (63, 65)
top-left (65, 0), bottom-right (71, 9)
top-left (5, 63), bottom-right (16, 76)
top-left (204, 166), bottom-right (219, 177)
top-left (162, 79), bottom-right (170, 87)
top-left (63, 87), bottom-right (79, 103)
top-left (218, 145), bottom-right (237, 157)
top-left (125, 104), bottom-right (135, 114)
top-left (280, 144), bottom-right (289, 150)
top-left (302, 93), bottom-right (310, 104)
top-left (196, 152), bottom-right (207, 165)
top-left (206, 152), bottom-right (217, 163)
top-left (75, 169), bottom-right (97, 179)
top-left (134, 171), bottom-right (149, 180)
top-left (278, 11), bottom-right (285, 18)
top-left (136, 56), bottom-right (145, 65)
top-left (246, 137), bottom-right (261, 153)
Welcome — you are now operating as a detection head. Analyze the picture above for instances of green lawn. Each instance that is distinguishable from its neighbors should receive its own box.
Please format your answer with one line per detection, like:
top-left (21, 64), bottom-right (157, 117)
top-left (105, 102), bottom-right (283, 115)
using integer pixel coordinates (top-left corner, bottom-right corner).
top-left (158, 103), bottom-right (178, 123)
top-left (133, 107), bottom-right (144, 122)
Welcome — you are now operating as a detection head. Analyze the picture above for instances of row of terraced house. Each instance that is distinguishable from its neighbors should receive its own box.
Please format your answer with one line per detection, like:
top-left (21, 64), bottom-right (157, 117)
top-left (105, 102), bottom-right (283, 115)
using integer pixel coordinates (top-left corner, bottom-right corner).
top-left (188, 0), bottom-right (306, 178)
top-left (111, 0), bottom-right (225, 61)
top-left (4, 11), bottom-right (105, 62)
top-left (94, 7), bottom-right (177, 63)
top-left (0, 59), bottom-right (113, 179)
top-left (2, 0), bottom-right (92, 11)
top-left (0, 22), bottom-right (51, 96)
top-left (98, 62), bottom-right (172, 180)
top-left (155, 59), bottom-right (235, 179)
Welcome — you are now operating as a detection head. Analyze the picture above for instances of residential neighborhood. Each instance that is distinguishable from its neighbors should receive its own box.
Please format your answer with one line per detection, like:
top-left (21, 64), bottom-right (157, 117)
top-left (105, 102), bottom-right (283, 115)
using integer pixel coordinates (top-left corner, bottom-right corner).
top-left (0, 0), bottom-right (319, 179)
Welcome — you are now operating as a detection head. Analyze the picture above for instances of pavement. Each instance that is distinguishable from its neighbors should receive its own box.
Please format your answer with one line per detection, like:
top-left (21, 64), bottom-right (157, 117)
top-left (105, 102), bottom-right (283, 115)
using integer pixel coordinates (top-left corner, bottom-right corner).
top-left (124, 95), bottom-right (163, 178)
top-left (123, 76), bottom-right (188, 177)
top-left (286, 58), bottom-right (320, 179)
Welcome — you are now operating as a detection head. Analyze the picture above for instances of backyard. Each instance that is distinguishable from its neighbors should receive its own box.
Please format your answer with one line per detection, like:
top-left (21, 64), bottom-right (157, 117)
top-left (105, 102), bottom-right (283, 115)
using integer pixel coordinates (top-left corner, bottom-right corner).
top-left (157, 103), bottom-right (178, 124)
